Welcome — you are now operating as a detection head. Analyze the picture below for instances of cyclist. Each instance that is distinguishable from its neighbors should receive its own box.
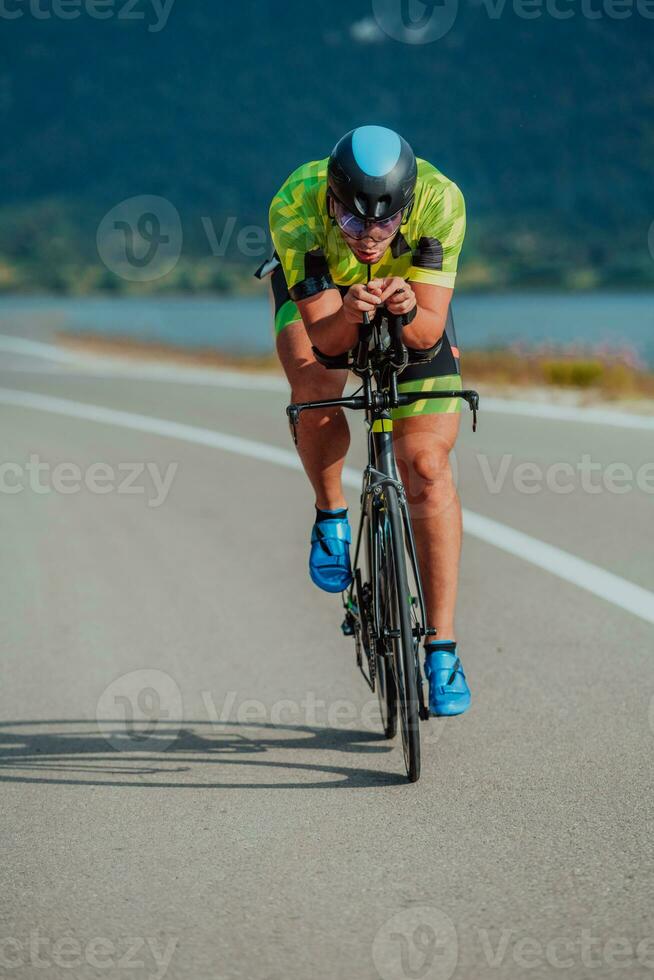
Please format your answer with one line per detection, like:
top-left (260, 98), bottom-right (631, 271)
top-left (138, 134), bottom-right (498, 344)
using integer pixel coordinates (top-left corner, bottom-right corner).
top-left (262, 125), bottom-right (470, 717)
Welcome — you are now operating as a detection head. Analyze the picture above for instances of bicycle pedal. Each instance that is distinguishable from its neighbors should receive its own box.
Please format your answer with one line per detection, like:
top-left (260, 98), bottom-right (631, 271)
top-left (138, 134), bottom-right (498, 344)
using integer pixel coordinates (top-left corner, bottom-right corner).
top-left (341, 616), bottom-right (355, 637)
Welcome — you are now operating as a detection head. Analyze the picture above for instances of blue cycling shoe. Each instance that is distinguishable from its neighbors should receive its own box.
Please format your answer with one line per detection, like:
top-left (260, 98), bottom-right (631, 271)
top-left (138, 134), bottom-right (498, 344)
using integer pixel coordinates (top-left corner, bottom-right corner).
top-left (309, 511), bottom-right (353, 594)
top-left (424, 641), bottom-right (471, 717)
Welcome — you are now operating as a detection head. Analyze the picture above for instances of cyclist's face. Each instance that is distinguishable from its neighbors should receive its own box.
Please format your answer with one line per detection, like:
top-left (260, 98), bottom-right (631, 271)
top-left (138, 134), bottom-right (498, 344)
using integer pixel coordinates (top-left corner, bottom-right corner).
top-left (344, 232), bottom-right (395, 265)
top-left (332, 197), bottom-right (403, 265)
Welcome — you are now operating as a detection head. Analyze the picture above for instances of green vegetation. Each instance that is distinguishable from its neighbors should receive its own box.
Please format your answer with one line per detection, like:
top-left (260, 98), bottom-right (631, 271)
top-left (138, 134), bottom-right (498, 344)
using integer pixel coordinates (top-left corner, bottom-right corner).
top-left (463, 349), bottom-right (654, 399)
top-left (1, 199), bottom-right (652, 295)
top-left (0, 4), bottom-right (652, 294)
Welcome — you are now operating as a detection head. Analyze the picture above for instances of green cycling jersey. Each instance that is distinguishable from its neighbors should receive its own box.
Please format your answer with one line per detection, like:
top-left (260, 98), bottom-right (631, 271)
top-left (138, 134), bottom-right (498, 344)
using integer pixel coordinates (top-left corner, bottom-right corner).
top-left (269, 156), bottom-right (466, 306)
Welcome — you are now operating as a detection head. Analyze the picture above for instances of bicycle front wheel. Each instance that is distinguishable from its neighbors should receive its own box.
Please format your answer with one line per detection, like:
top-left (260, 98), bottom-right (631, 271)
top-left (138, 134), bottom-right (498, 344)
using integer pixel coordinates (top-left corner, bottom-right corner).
top-left (379, 484), bottom-right (421, 783)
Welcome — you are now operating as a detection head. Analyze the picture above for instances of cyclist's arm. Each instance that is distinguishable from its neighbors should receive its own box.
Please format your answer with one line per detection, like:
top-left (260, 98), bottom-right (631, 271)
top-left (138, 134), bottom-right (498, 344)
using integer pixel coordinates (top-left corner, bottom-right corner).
top-left (393, 176), bottom-right (464, 348)
top-left (298, 284), bottom-right (381, 357)
top-left (297, 291), bottom-right (356, 356)
top-left (403, 281), bottom-right (453, 350)
top-left (269, 170), bottom-right (357, 355)
top-left (377, 277), bottom-right (452, 350)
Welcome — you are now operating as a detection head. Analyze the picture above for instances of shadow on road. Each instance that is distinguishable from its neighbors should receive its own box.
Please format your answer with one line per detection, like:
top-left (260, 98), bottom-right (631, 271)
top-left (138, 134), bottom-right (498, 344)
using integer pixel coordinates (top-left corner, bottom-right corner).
top-left (0, 719), bottom-right (408, 789)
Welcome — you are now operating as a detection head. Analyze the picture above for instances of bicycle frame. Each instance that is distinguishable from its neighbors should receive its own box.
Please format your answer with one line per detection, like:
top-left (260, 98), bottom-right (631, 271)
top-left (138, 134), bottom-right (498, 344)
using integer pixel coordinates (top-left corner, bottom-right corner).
top-left (286, 309), bottom-right (480, 690)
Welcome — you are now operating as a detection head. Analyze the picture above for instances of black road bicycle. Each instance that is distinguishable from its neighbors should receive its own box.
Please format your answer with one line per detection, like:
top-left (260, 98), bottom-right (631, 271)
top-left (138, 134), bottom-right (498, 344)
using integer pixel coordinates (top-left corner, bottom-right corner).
top-left (286, 309), bottom-right (479, 783)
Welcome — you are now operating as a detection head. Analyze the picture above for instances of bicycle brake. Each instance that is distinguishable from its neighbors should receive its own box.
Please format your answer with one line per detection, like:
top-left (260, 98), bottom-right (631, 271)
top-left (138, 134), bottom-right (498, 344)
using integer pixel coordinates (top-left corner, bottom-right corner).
top-left (287, 405), bottom-right (300, 445)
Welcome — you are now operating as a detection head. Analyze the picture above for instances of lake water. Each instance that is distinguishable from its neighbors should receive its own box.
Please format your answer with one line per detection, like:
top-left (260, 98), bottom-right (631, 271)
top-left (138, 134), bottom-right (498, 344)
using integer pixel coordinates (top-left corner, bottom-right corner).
top-left (1, 292), bottom-right (653, 366)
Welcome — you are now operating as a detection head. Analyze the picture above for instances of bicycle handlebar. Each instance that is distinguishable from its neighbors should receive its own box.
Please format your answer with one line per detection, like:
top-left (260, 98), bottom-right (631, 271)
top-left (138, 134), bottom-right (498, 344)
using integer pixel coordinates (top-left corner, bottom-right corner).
top-left (286, 308), bottom-right (480, 444)
top-left (286, 388), bottom-right (480, 445)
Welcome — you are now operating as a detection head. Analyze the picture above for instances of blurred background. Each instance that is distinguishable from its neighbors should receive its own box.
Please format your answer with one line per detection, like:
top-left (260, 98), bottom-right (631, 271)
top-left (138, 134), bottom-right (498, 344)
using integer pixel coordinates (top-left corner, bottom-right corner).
top-left (1, 0), bottom-right (653, 396)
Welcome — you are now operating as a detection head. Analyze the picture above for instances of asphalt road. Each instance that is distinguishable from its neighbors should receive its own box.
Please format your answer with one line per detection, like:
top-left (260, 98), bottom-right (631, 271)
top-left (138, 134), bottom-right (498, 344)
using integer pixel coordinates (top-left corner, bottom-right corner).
top-left (1, 340), bottom-right (654, 980)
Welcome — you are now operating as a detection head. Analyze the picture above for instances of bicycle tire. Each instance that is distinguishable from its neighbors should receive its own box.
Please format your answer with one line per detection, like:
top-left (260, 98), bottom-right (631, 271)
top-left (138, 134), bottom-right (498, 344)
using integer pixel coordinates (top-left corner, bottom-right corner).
top-left (380, 484), bottom-right (421, 782)
top-left (367, 510), bottom-right (398, 740)
top-left (355, 510), bottom-right (397, 739)
top-left (376, 644), bottom-right (398, 740)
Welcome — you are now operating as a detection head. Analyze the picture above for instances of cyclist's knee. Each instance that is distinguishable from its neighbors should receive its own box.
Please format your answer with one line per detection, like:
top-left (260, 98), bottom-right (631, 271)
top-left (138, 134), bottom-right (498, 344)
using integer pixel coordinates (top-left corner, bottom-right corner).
top-left (397, 444), bottom-right (456, 504)
top-left (413, 448), bottom-right (452, 484)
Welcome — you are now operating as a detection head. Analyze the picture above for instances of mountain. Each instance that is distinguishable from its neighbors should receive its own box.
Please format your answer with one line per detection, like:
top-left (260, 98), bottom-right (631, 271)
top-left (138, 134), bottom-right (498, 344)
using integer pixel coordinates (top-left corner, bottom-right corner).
top-left (1, 0), bottom-right (652, 291)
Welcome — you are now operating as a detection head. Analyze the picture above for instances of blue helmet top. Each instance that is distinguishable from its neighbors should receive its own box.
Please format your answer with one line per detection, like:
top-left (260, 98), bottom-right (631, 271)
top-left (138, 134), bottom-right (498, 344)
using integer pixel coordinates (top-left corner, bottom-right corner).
top-left (328, 126), bottom-right (417, 220)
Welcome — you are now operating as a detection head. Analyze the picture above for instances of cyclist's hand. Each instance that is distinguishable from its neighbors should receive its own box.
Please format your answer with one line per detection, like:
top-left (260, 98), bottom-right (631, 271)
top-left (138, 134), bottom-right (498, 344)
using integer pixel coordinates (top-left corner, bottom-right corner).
top-left (342, 283), bottom-right (383, 325)
top-left (378, 277), bottom-right (417, 317)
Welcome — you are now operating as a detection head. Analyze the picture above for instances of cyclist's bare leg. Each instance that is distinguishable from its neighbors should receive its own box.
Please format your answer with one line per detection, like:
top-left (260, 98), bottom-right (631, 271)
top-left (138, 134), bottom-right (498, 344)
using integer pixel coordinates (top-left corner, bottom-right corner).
top-left (276, 320), bottom-right (350, 512)
top-left (393, 414), bottom-right (461, 640)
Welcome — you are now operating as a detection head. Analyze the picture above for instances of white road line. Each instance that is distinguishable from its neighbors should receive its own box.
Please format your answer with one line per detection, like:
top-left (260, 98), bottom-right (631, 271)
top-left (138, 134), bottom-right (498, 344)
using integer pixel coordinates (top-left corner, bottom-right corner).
top-left (0, 334), bottom-right (289, 391)
top-left (1, 386), bottom-right (653, 627)
top-left (481, 396), bottom-right (654, 431)
top-left (461, 512), bottom-right (654, 625)
top-left (0, 335), bottom-right (95, 365)
top-left (0, 387), bottom-right (302, 471)
top-left (1, 334), bottom-right (653, 427)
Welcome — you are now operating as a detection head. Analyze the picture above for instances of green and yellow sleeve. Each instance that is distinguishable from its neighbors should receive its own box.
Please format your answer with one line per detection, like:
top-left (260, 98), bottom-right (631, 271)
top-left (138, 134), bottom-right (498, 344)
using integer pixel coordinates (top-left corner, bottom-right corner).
top-left (269, 164), bottom-right (324, 294)
top-left (409, 181), bottom-right (466, 289)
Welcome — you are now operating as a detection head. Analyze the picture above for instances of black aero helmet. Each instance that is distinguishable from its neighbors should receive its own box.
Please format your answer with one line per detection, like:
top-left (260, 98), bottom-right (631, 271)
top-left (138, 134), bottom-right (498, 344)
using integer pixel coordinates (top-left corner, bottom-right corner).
top-left (328, 125), bottom-right (417, 220)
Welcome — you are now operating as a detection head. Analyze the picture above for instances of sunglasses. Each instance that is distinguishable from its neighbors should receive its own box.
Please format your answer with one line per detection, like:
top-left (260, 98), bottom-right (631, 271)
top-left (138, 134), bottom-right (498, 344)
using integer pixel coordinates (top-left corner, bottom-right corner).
top-left (332, 198), bottom-right (405, 242)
